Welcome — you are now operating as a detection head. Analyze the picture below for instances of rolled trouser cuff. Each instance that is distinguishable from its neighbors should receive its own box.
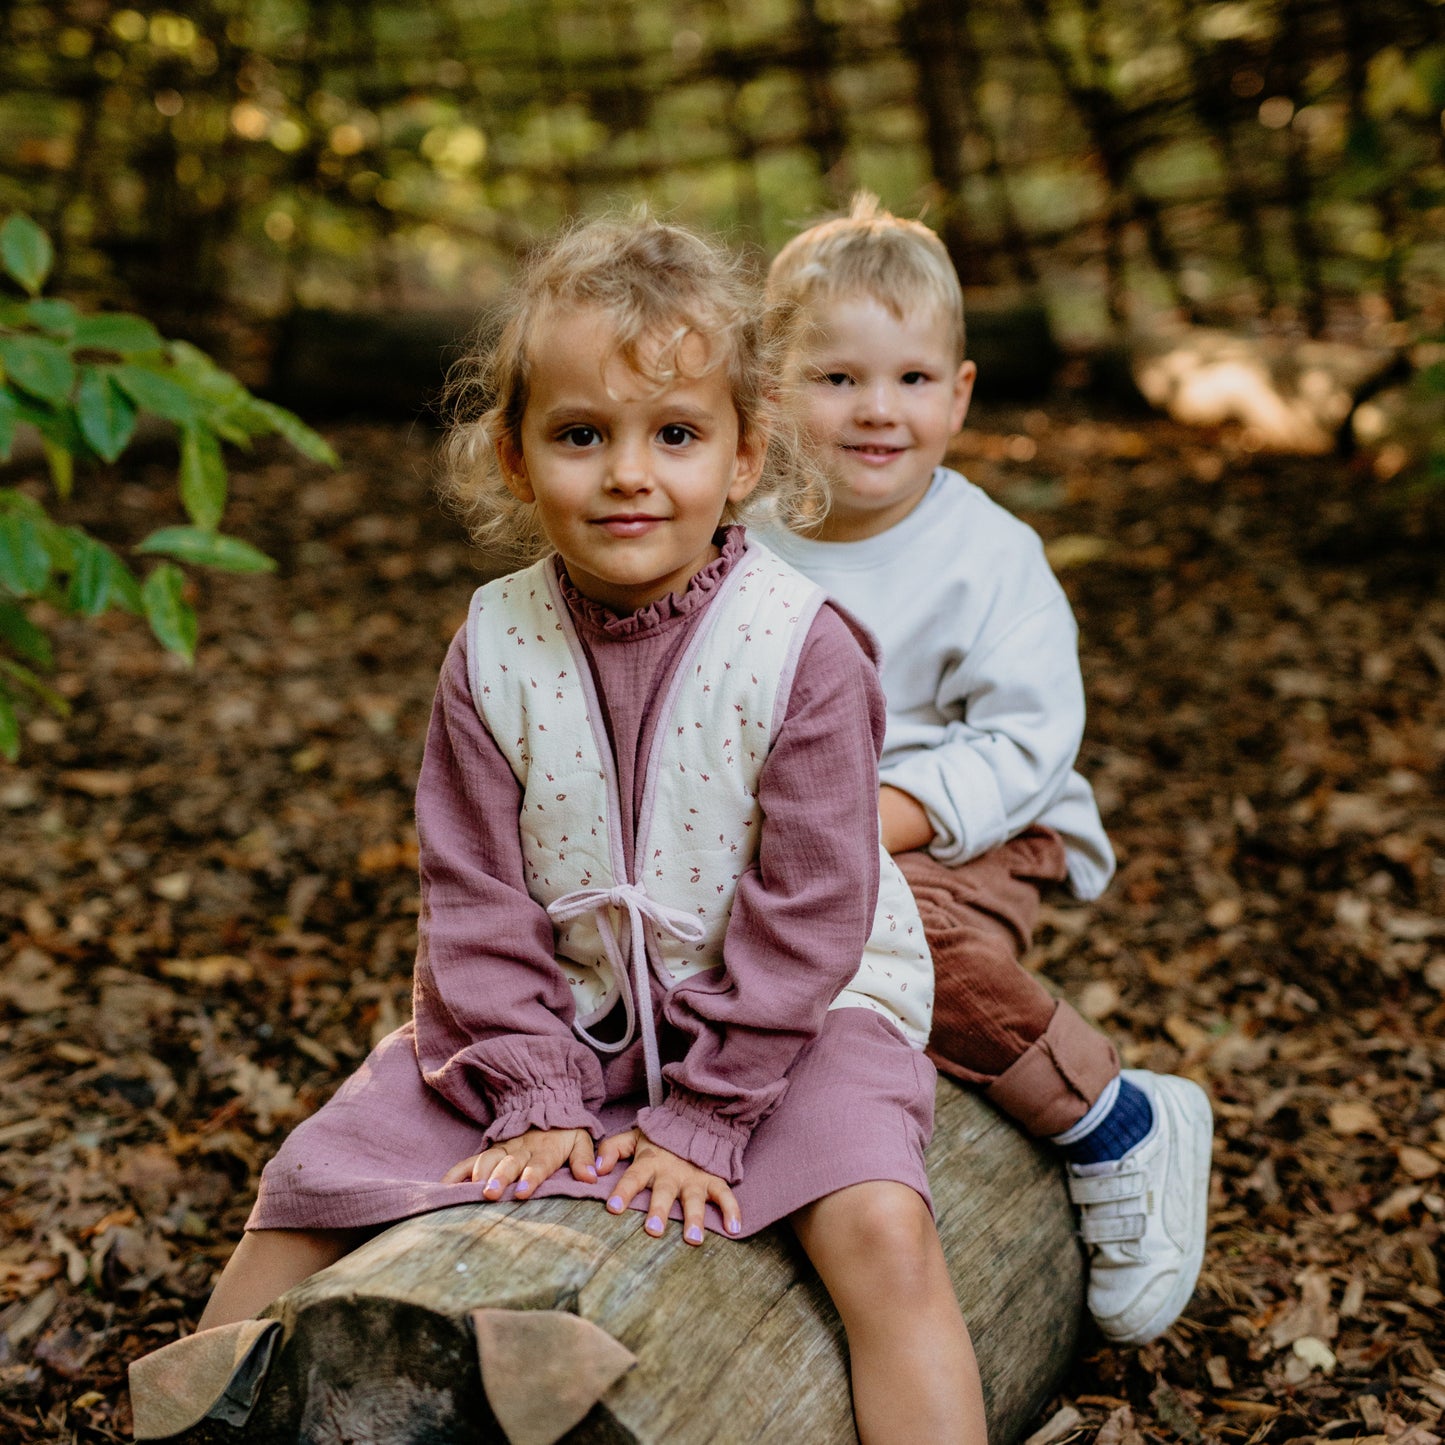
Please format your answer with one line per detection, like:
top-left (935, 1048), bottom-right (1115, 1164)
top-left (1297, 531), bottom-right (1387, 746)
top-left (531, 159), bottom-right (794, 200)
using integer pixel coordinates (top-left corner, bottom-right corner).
top-left (983, 999), bottom-right (1120, 1138)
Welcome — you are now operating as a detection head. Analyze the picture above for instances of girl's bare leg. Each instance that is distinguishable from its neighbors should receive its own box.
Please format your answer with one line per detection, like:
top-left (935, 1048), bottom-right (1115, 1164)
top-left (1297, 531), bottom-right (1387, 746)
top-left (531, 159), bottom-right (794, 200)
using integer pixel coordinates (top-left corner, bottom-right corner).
top-left (793, 1182), bottom-right (987, 1444)
top-left (196, 1228), bottom-right (367, 1332)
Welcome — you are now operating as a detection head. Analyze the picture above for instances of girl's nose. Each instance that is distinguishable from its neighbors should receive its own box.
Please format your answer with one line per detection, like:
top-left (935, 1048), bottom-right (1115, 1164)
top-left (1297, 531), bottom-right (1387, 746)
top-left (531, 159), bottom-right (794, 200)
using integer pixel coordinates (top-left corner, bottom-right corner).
top-left (606, 436), bottom-right (651, 492)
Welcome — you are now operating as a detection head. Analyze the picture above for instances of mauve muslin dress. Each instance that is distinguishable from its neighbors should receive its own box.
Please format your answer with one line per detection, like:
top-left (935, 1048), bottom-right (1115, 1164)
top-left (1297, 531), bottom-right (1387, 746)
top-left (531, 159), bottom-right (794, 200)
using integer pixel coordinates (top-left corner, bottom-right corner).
top-left (247, 529), bottom-right (935, 1240)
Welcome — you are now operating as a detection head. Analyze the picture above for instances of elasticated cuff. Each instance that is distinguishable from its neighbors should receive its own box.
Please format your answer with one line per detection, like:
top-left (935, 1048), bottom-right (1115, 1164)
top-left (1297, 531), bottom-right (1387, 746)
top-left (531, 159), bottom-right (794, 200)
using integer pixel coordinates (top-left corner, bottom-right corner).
top-left (637, 1092), bottom-right (749, 1184)
top-left (481, 1086), bottom-right (602, 1151)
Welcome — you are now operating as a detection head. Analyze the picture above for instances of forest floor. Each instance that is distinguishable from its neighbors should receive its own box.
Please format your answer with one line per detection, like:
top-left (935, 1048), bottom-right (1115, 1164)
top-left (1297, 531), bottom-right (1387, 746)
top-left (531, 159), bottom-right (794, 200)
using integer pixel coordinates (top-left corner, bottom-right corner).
top-left (0, 399), bottom-right (1442, 1444)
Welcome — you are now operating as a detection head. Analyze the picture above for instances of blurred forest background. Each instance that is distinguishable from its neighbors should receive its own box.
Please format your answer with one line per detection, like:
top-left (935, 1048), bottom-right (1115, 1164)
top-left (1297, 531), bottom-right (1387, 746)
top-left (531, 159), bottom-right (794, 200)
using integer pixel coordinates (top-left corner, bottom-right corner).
top-left (4, 0), bottom-right (1445, 370)
top-left (4, 3), bottom-right (1445, 1444)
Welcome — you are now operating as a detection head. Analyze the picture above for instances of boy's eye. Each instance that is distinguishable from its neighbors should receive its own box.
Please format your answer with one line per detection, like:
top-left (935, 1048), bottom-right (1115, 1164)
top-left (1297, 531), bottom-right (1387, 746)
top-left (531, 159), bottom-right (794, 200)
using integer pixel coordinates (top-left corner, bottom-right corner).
top-left (558, 425), bottom-right (600, 447)
top-left (901, 371), bottom-right (930, 385)
top-left (815, 371), bottom-right (852, 387)
top-left (658, 424), bottom-right (696, 446)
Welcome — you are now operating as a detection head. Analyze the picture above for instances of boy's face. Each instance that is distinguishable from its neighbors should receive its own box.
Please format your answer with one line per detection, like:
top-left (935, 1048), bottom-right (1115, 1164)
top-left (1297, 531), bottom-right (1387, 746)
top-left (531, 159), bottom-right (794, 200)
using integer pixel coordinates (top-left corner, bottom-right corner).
top-left (797, 292), bottom-right (974, 542)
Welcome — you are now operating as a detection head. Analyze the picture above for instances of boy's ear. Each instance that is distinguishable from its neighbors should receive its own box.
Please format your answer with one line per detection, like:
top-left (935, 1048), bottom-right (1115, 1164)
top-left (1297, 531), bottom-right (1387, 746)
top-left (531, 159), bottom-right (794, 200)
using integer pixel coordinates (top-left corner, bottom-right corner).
top-left (497, 436), bottom-right (535, 503)
top-left (727, 424), bottom-right (768, 505)
top-left (950, 361), bottom-right (977, 434)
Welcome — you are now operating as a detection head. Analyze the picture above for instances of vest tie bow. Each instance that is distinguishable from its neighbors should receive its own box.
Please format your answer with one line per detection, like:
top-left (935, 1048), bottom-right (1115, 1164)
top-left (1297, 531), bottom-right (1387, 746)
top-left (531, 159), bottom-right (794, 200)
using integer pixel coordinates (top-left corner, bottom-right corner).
top-left (547, 883), bottom-right (707, 1108)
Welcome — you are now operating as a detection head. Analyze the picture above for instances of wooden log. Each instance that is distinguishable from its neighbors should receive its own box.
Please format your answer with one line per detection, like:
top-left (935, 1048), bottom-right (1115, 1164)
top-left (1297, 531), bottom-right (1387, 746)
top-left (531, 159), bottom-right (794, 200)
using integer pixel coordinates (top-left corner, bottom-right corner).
top-left (132, 1079), bottom-right (1084, 1444)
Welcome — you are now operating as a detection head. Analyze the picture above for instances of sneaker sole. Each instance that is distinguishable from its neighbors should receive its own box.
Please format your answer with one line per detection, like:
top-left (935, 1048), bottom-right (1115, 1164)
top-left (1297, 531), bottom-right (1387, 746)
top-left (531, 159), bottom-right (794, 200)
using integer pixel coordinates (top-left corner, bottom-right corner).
top-left (1099, 1072), bottom-right (1213, 1345)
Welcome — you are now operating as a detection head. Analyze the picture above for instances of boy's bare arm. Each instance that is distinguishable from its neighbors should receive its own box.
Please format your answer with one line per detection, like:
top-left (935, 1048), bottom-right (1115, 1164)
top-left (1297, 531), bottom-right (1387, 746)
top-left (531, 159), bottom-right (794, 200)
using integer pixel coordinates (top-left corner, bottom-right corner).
top-left (879, 784), bottom-right (933, 855)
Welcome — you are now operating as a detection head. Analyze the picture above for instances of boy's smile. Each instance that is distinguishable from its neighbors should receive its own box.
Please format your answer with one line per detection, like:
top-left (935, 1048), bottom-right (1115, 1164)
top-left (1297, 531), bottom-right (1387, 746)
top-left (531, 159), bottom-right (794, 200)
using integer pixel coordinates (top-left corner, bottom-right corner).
top-left (799, 293), bottom-right (974, 542)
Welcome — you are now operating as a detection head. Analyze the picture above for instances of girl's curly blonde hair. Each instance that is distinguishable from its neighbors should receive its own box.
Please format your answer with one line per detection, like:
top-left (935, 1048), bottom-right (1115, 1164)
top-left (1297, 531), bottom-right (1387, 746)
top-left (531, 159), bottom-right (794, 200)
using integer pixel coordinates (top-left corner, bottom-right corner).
top-left (440, 212), bottom-right (824, 565)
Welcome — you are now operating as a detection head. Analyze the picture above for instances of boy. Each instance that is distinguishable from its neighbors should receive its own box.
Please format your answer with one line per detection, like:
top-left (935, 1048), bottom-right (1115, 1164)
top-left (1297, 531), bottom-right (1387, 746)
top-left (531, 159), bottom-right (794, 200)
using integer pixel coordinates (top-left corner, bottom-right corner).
top-left (761, 195), bottom-right (1212, 1346)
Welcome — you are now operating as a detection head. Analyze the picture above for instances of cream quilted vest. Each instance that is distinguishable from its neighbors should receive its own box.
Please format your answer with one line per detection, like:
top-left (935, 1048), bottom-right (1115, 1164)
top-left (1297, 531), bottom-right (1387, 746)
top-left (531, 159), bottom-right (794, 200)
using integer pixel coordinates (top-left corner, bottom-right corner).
top-left (466, 541), bottom-right (933, 1106)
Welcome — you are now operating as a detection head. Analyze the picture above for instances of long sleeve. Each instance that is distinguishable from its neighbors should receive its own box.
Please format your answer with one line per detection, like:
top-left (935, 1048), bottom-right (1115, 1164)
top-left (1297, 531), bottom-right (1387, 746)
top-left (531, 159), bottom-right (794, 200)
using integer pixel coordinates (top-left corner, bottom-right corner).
top-left (411, 632), bottom-right (606, 1145)
top-left (881, 586), bottom-right (1087, 867)
top-left (636, 605), bottom-right (887, 1182)
top-left (759, 468), bottom-right (1115, 893)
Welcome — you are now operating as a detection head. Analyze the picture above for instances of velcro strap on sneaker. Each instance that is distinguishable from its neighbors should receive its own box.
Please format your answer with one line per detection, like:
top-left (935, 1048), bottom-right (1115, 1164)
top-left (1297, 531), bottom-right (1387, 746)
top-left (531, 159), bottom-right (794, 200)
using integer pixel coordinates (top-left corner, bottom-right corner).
top-left (1080, 1212), bottom-right (1146, 1244)
top-left (1067, 1171), bottom-right (1143, 1206)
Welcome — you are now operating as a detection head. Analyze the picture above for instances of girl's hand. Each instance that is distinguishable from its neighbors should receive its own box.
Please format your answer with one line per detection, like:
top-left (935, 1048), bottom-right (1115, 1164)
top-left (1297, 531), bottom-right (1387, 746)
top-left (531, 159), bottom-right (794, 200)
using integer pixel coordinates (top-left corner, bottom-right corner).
top-left (443, 1127), bottom-right (598, 1199)
top-left (598, 1130), bottom-right (742, 1246)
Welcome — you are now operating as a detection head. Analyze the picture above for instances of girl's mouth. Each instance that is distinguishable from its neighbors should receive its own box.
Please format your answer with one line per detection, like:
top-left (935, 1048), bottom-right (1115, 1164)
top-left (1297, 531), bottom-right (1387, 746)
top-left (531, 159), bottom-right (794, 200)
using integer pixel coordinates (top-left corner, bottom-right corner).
top-left (594, 515), bottom-right (664, 537)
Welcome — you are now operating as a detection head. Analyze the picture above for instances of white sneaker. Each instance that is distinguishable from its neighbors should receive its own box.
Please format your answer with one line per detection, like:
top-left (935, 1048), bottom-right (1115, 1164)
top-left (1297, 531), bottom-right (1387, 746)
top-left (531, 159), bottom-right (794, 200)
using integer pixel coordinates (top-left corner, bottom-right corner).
top-left (1066, 1069), bottom-right (1213, 1345)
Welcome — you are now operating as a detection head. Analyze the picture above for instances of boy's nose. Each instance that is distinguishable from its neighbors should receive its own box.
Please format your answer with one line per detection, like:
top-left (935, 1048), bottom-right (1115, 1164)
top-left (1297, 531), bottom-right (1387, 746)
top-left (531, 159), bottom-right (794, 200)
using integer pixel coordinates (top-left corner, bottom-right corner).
top-left (855, 382), bottom-right (896, 423)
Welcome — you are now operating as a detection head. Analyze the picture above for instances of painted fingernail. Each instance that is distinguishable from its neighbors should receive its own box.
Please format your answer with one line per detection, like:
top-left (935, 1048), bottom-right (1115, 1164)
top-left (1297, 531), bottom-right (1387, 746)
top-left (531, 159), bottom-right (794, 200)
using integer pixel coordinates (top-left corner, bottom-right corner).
top-left (726, 1218), bottom-right (741, 1235)
top-left (579, 1165), bottom-right (596, 1181)
top-left (484, 1178), bottom-right (501, 1195)
top-left (515, 1180), bottom-right (531, 1197)
top-left (685, 1225), bottom-right (704, 1244)
top-left (607, 1195), bottom-right (624, 1212)
top-left (646, 1215), bottom-right (663, 1234)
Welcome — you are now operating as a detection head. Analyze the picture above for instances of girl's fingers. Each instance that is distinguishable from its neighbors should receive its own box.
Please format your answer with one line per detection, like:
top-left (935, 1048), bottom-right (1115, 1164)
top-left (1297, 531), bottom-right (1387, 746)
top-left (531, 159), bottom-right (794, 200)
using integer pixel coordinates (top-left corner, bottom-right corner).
top-left (442, 1153), bottom-right (481, 1185)
top-left (643, 1178), bottom-right (679, 1238)
top-left (478, 1148), bottom-right (525, 1196)
top-left (680, 1185), bottom-right (708, 1247)
top-left (568, 1132), bottom-right (598, 1184)
top-left (595, 1129), bottom-right (637, 1176)
top-left (604, 1158), bottom-right (650, 1216)
top-left (711, 1180), bottom-right (743, 1238)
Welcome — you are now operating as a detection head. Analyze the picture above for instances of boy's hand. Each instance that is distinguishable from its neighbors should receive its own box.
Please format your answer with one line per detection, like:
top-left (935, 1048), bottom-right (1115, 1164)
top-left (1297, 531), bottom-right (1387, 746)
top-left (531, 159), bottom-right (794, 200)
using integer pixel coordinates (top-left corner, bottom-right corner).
top-left (879, 785), bottom-right (932, 855)
top-left (599, 1129), bottom-right (742, 1245)
top-left (443, 1127), bottom-right (598, 1197)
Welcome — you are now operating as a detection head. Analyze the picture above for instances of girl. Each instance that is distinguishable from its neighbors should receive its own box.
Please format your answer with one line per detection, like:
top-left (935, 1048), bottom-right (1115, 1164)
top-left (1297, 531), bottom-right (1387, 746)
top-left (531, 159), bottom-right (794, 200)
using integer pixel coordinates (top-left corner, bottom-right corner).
top-left (193, 216), bottom-right (986, 1442)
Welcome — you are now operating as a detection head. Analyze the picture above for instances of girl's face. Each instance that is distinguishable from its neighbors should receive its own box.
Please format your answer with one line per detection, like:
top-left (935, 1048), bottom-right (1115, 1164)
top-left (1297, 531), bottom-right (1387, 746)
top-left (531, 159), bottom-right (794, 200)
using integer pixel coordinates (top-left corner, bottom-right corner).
top-left (500, 306), bottom-right (764, 613)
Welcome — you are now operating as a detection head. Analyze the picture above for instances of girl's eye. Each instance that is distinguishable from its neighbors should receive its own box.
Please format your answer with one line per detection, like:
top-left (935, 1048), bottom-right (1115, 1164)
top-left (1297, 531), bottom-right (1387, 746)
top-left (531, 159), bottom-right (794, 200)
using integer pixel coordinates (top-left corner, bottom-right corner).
top-left (558, 425), bottom-right (600, 447)
top-left (658, 424), bottom-right (696, 446)
top-left (901, 371), bottom-right (930, 385)
top-left (820, 371), bottom-right (851, 387)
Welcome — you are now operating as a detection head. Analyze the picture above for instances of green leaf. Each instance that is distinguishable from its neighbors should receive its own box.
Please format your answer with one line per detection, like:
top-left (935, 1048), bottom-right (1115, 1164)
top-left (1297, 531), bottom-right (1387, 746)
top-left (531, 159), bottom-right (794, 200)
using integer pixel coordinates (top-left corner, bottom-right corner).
top-left (72, 312), bottom-right (164, 355)
top-left (76, 366), bottom-right (138, 462)
top-left (0, 655), bottom-right (67, 713)
top-left (66, 531), bottom-right (113, 616)
top-left (242, 396), bottom-right (339, 466)
top-left (22, 298), bottom-right (78, 338)
top-left (0, 334), bottom-right (75, 405)
top-left (64, 528), bottom-right (141, 615)
top-left (136, 525), bottom-right (276, 573)
top-left (112, 363), bottom-right (197, 424)
top-left (0, 689), bottom-right (17, 760)
top-left (0, 513), bottom-right (51, 595)
top-left (42, 437), bottom-right (73, 500)
top-left (0, 388), bottom-right (15, 461)
top-left (0, 599), bottom-right (52, 666)
top-left (179, 425), bottom-right (227, 530)
top-left (167, 340), bottom-right (249, 406)
top-left (142, 563), bottom-right (196, 661)
top-left (0, 215), bottom-right (53, 296)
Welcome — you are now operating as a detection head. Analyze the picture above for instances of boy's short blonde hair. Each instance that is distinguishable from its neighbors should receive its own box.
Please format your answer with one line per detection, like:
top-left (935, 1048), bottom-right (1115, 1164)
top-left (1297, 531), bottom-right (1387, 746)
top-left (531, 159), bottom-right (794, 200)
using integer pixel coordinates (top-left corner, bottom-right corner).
top-left (441, 212), bottom-right (823, 565)
top-left (767, 193), bottom-right (966, 362)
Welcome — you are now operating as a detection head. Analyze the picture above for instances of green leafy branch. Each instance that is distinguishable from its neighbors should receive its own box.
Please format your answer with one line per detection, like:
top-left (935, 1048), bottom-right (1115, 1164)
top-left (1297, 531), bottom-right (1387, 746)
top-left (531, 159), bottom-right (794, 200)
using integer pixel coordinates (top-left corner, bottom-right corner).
top-left (0, 213), bottom-right (337, 760)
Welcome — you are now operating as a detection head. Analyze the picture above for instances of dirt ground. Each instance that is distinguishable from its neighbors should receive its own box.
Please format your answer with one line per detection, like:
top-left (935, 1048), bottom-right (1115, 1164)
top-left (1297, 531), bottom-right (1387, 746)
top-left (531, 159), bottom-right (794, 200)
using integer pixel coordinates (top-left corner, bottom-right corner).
top-left (0, 399), bottom-right (1442, 1444)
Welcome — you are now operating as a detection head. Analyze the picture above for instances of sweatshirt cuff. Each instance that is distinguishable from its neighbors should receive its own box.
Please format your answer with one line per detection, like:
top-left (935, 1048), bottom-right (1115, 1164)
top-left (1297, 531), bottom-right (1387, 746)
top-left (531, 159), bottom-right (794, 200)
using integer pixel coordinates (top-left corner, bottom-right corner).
top-left (637, 1089), bottom-right (751, 1185)
top-left (882, 748), bottom-right (1008, 868)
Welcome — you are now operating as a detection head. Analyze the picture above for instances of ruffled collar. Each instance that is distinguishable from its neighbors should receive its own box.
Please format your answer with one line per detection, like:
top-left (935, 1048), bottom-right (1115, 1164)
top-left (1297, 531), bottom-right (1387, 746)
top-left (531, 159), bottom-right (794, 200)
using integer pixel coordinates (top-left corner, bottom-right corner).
top-left (555, 526), bottom-right (748, 639)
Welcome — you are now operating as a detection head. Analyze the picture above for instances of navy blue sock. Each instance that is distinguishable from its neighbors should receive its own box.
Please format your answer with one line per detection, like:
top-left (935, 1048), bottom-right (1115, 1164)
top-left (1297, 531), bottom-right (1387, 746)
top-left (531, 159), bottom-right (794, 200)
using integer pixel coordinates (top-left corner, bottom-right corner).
top-left (1060, 1078), bottom-right (1154, 1166)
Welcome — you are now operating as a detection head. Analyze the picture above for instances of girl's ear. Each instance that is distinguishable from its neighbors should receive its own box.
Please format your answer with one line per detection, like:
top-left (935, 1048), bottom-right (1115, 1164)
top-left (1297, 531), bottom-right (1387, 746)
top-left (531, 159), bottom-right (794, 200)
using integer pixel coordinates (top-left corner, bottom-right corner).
top-left (727, 425), bottom-right (768, 505)
top-left (497, 435), bottom-right (535, 502)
